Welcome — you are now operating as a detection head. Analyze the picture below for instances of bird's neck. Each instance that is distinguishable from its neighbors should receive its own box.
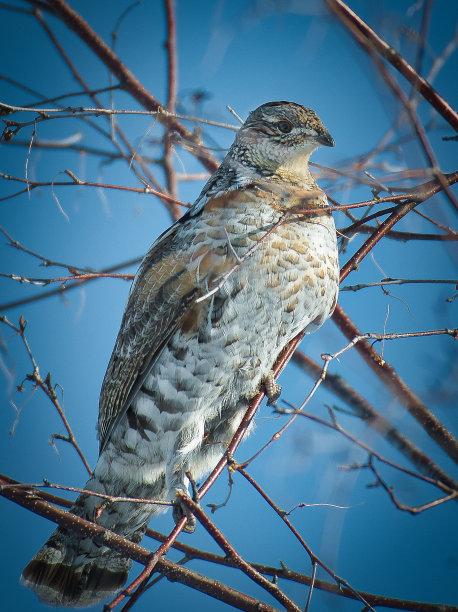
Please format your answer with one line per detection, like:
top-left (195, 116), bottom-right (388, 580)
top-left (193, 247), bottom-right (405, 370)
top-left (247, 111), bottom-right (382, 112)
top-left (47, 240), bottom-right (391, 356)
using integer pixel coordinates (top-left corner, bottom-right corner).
top-left (268, 152), bottom-right (317, 190)
top-left (225, 147), bottom-right (317, 191)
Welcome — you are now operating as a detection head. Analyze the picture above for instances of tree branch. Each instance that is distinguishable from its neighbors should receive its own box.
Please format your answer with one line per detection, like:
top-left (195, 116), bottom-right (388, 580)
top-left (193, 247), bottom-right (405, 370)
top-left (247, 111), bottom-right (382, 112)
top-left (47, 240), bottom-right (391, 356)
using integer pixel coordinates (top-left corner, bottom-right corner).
top-left (332, 305), bottom-right (458, 464)
top-left (325, 0), bottom-right (458, 131)
top-left (291, 350), bottom-right (458, 490)
top-left (44, 0), bottom-right (220, 172)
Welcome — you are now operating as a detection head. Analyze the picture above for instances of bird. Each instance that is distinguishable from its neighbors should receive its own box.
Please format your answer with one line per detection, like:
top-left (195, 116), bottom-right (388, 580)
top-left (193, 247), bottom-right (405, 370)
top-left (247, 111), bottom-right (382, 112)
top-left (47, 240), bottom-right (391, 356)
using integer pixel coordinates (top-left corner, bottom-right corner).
top-left (21, 101), bottom-right (339, 608)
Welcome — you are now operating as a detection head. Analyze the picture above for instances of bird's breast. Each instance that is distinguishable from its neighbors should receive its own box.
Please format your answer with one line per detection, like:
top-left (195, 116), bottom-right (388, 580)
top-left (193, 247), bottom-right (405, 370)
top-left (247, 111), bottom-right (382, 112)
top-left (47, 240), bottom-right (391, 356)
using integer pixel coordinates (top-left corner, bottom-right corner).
top-left (176, 207), bottom-right (338, 395)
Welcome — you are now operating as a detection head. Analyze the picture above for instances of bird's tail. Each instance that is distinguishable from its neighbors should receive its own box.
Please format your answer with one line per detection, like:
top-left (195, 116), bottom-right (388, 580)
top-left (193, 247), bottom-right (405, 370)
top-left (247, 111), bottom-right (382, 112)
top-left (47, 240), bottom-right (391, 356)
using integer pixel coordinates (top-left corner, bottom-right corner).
top-left (21, 527), bottom-right (131, 609)
top-left (21, 471), bottom-right (163, 608)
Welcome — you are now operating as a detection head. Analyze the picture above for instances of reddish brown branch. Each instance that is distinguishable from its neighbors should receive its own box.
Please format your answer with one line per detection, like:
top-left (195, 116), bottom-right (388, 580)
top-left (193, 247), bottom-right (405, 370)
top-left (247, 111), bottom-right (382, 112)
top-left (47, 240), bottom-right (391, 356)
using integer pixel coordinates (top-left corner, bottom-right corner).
top-left (0, 171), bottom-right (188, 207)
top-left (32, 6), bottom-right (176, 215)
top-left (364, 46), bottom-right (458, 211)
top-left (0, 476), bottom-right (276, 612)
top-left (45, 0), bottom-right (219, 173)
top-left (275, 405), bottom-right (456, 499)
top-left (332, 305), bottom-right (458, 464)
top-left (0, 256), bottom-right (142, 311)
top-left (325, 0), bottom-right (458, 131)
top-left (341, 224), bottom-right (458, 242)
top-left (1, 474), bottom-right (455, 611)
top-left (165, 0), bottom-right (177, 112)
top-left (163, 0), bottom-right (180, 219)
top-left (1, 272), bottom-right (134, 287)
top-left (410, 0), bottom-right (433, 97)
top-left (236, 468), bottom-right (374, 611)
top-left (106, 518), bottom-right (187, 610)
top-left (339, 171), bottom-right (458, 282)
top-left (292, 351), bottom-right (458, 491)
top-left (177, 492), bottom-right (302, 612)
top-left (365, 456), bottom-right (457, 515)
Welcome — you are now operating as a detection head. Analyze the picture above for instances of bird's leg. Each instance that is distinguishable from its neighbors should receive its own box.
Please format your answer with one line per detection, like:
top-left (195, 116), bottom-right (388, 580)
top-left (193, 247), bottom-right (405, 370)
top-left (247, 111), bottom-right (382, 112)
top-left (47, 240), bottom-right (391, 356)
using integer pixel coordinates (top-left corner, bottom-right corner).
top-left (185, 470), bottom-right (200, 504)
top-left (263, 370), bottom-right (282, 405)
top-left (172, 471), bottom-right (199, 533)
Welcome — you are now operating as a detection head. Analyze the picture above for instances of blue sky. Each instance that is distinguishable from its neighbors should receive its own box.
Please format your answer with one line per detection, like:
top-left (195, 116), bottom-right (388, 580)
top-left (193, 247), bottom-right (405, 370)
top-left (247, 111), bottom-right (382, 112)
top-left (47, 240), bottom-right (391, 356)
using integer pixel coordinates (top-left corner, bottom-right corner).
top-left (1, 1), bottom-right (457, 611)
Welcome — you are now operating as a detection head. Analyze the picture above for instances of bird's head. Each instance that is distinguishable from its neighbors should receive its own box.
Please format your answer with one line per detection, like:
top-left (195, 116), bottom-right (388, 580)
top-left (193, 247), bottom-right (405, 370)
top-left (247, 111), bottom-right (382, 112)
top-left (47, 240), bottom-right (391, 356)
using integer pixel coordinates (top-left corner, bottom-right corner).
top-left (230, 101), bottom-right (334, 180)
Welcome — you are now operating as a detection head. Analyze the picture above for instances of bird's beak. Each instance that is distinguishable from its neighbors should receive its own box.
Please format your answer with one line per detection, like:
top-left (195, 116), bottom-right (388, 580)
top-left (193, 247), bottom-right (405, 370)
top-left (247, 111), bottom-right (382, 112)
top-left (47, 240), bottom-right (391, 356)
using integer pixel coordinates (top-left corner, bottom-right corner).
top-left (317, 130), bottom-right (334, 147)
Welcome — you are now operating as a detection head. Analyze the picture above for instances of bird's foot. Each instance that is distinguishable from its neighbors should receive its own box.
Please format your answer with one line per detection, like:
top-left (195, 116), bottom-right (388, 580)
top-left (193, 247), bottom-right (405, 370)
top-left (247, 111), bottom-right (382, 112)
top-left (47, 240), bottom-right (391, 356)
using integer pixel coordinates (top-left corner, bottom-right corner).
top-left (173, 497), bottom-right (197, 533)
top-left (264, 370), bottom-right (282, 406)
top-left (173, 471), bottom-right (200, 533)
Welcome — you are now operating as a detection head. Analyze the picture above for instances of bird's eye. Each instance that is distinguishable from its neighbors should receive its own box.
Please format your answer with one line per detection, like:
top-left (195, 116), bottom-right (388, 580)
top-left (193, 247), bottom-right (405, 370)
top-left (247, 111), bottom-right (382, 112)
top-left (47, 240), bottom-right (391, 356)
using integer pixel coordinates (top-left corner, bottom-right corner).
top-left (277, 120), bottom-right (292, 133)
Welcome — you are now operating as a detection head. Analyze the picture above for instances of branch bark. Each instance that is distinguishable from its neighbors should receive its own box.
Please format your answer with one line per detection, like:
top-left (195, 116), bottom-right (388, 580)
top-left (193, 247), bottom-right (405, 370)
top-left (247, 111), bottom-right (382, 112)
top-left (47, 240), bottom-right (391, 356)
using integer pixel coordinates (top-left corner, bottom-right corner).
top-left (2, 474), bottom-right (455, 611)
top-left (292, 350), bottom-right (458, 490)
top-left (0, 475), bottom-right (278, 612)
top-left (44, 0), bottom-right (220, 173)
top-left (325, 0), bottom-right (458, 132)
top-left (332, 304), bottom-right (458, 464)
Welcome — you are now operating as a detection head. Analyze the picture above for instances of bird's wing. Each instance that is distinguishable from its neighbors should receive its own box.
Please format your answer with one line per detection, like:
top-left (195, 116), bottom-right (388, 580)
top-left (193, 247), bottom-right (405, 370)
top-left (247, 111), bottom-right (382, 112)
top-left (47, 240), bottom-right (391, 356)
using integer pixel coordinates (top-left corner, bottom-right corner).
top-left (97, 205), bottom-right (235, 451)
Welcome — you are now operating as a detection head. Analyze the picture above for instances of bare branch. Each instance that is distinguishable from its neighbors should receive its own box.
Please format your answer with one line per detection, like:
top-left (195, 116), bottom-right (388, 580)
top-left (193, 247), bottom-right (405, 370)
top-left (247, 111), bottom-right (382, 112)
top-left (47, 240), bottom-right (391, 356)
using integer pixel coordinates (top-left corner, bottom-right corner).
top-left (332, 305), bottom-right (458, 464)
top-left (325, 0), bottom-right (458, 131)
top-left (0, 315), bottom-right (92, 474)
top-left (3, 473), bottom-right (454, 611)
top-left (178, 491), bottom-right (302, 612)
top-left (35, 0), bottom-right (221, 172)
top-left (0, 171), bottom-right (188, 207)
top-left (235, 468), bottom-right (375, 612)
top-left (0, 474), bottom-right (277, 612)
top-left (291, 350), bottom-right (458, 491)
top-left (341, 278), bottom-right (458, 292)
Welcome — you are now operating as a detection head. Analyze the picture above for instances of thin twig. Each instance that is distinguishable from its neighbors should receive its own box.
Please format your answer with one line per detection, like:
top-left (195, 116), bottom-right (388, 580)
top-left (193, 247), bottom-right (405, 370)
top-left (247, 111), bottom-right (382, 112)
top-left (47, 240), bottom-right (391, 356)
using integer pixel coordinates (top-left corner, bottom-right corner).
top-left (0, 474), bottom-right (276, 612)
top-left (341, 278), bottom-right (458, 292)
top-left (1, 271), bottom-right (134, 287)
top-left (177, 491), bottom-right (302, 612)
top-left (291, 350), bottom-right (458, 491)
top-left (0, 480), bottom-right (173, 508)
top-left (0, 254), bottom-right (142, 311)
top-left (325, 0), bottom-right (458, 131)
top-left (274, 405), bottom-right (456, 500)
top-left (0, 171), bottom-right (188, 207)
top-left (236, 468), bottom-right (375, 612)
top-left (332, 305), bottom-right (458, 464)
top-left (0, 315), bottom-right (92, 474)
top-left (3, 472), bottom-right (453, 611)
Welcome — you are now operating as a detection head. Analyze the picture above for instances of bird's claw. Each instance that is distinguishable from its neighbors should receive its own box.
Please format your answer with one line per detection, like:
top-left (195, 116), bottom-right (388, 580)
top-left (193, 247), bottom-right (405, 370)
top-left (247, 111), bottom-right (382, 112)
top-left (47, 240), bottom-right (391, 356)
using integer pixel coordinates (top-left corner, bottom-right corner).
top-left (173, 471), bottom-right (200, 533)
top-left (264, 370), bottom-right (282, 405)
top-left (173, 496), bottom-right (197, 533)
